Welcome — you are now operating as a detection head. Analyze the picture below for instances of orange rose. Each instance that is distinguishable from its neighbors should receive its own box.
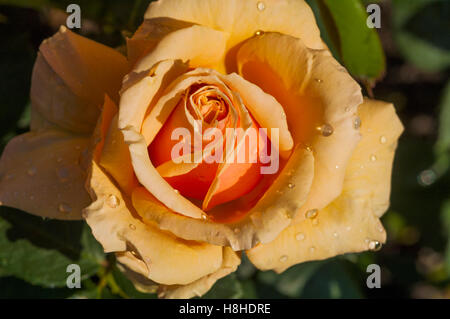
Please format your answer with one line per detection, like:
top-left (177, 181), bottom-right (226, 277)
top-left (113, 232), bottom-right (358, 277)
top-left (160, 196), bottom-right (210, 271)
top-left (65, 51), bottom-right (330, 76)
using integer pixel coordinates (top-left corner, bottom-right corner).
top-left (0, 0), bottom-right (403, 298)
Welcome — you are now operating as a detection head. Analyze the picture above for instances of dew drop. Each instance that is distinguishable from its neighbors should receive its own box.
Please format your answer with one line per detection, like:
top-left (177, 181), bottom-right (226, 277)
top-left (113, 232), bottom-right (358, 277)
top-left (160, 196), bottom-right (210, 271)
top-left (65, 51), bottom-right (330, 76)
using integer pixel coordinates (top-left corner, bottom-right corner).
top-left (254, 30), bottom-right (265, 36)
top-left (279, 255), bottom-right (288, 263)
top-left (333, 232), bottom-right (339, 238)
top-left (106, 194), bottom-right (120, 208)
top-left (309, 246), bottom-right (316, 253)
top-left (418, 169), bottom-right (436, 186)
top-left (58, 203), bottom-right (72, 214)
top-left (27, 167), bottom-right (37, 176)
top-left (370, 154), bottom-right (377, 162)
top-left (353, 117), bottom-right (361, 129)
top-left (380, 136), bottom-right (387, 144)
top-left (257, 1), bottom-right (266, 11)
top-left (368, 240), bottom-right (382, 251)
top-left (295, 232), bottom-right (305, 241)
top-left (305, 209), bottom-right (318, 219)
top-left (317, 123), bottom-right (334, 137)
top-left (315, 78), bottom-right (323, 84)
top-left (288, 183), bottom-right (295, 189)
top-left (201, 214), bottom-right (208, 220)
top-left (129, 223), bottom-right (136, 230)
top-left (174, 189), bottom-right (180, 194)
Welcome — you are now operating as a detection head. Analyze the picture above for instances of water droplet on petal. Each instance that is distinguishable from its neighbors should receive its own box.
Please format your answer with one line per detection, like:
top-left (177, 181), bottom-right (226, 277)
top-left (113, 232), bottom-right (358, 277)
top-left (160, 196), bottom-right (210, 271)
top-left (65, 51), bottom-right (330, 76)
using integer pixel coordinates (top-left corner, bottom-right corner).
top-left (309, 246), bottom-right (316, 253)
top-left (201, 214), bottom-right (208, 220)
top-left (254, 30), bottom-right (265, 36)
top-left (317, 123), bottom-right (334, 137)
top-left (257, 1), bottom-right (266, 11)
top-left (315, 78), bottom-right (323, 84)
top-left (27, 167), bottom-right (37, 176)
top-left (295, 232), bottom-right (305, 241)
top-left (333, 232), bottom-right (339, 238)
top-left (370, 154), bottom-right (377, 162)
top-left (305, 209), bottom-right (318, 219)
top-left (288, 183), bottom-right (295, 189)
top-left (353, 117), bottom-right (361, 129)
top-left (380, 136), bottom-right (387, 144)
top-left (106, 195), bottom-right (120, 208)
top-left (58, 203), bottom-right (72, 214)
top-left (279, 255), bottom-right (288, 263)
top-left (368, 240), bottom-right (382, 251)
top-left (129, 223), bottom-right (136, 230)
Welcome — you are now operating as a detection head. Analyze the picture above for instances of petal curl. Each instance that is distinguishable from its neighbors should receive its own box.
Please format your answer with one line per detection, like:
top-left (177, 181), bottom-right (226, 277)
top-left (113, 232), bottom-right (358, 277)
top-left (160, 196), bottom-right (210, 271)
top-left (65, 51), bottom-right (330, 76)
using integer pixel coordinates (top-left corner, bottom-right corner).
top-left (132, 24), bottom-right (228, 73)
top-left (246, 99), bottom-right (404, 272)
top-left (157, 247), bottom-right (240, 299)
top-left (144, 0), bottom-right (325, 72)
top-left (236, 32), bottom-right (363, 223)
top-left (119, 60), bottom-right (206, 219)
top-left (84, 160), bottom-right (229, 285)
top-left (0, 130), bottom-right (91, 220)
top-left (132, 147), bottom-right (313, 250)
top-left (31, 27), bottom-right (128, 134)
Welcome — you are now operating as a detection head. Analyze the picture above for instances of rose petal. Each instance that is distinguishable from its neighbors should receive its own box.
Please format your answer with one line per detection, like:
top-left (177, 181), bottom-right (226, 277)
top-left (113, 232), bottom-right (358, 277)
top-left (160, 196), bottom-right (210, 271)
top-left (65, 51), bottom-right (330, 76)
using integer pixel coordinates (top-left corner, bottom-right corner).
top-left (84, 161), bottom-right (228, 285)
top-left (246, 99), bottom-right (404, 272)
top-left (32, 27), bottom-right (127, 133)
top-left (127, 18), bottom-right (194, 67)
top-left (132, 147), bottom-right (313, 250)
top-left (157, 247), bottom-right (240, 299)
top-left (221, 73), bottom-right (293, 152)
top-left (119, 60), bottom-right (205, 219)
top-left (236, 32), bottom-right (363, 222)
top-left (0, 130), bottom-right (90, 220)
top-left (144, 0), bottom-right (325, 72)
top-left (133, 24), bottom-right (228, 73)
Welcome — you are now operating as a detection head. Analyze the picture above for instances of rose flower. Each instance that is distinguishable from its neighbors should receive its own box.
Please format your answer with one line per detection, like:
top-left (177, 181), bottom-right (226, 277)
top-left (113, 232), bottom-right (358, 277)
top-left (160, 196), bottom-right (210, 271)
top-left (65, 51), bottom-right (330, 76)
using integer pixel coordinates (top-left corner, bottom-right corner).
top-left (0, 0), bottom-right (403, 298)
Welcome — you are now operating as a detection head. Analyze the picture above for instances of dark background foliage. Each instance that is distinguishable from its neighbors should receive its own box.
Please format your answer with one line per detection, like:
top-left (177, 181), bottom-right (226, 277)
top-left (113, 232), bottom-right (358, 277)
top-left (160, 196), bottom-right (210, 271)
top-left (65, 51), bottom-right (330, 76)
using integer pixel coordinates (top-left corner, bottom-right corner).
top-left (0, 0), bottom-right (449, 299)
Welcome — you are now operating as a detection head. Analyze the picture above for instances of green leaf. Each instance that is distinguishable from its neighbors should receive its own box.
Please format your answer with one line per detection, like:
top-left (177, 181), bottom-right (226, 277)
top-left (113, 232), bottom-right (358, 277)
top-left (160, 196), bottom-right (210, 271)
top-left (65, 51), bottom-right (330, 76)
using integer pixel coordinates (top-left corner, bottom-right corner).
top-left (299, 260), bottom-right (364, 298)
top-left (0, 276), bottom-right (75, 298)
top-left (392, 0), bottom-right (450, 72)
top-left (441, 200), bottom-right (450, 275)
top-left (202, 274), bottom-right (243, 299)
top-left (0, 207), bottom-right (105, 288)
top-left (110, 265), bottom-right (157, 299)
top-left (317, 0), bottom-right (386, 83)
top-left (257, 261), bottom-right (323, 298)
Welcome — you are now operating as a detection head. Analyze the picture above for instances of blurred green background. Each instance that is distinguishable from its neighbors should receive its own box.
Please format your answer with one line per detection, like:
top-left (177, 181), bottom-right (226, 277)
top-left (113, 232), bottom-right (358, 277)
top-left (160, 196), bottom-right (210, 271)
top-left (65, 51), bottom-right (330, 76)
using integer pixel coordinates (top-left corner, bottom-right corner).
top-left (0, 0), bottom-right (449, 299)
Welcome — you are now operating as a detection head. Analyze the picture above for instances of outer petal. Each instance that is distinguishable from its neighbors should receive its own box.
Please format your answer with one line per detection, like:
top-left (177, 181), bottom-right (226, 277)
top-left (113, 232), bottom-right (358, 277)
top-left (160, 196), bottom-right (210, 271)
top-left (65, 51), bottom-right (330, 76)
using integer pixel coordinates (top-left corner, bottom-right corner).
top-left (144, 0), bottom-right (325, 72)
top-left (133, 24), bottom-right (229, 73)
top-left (84, 160), bottom-right (229, 285)
top-left (116, 247), bottom-right (240, 299)
top-left (157, 247), bottom-right (240, 299)
top-left (31, 26), bottom-right (128, 134)
top-left (246, 99), bottom-right (404, 272)
top-left (0, 130), bottom-right (91, 220)
top-left (236, 33), bottom-right (363, 223)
